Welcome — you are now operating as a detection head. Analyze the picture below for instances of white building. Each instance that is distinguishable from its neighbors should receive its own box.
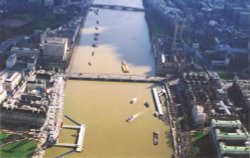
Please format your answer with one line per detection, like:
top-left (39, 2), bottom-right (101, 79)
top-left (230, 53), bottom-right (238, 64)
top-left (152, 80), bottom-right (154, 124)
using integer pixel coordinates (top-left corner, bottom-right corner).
top-left (6, 54), bottom-right (17, 69)
top-left (192, 104), bottom-right (207, 127)
top-left (4, 72), bottom-right (22, 92)
top-left (43, 37), bottom-right (68, 61)
top-left (10, 47), bottom-right (39, 70)
top-left (0, 86), bottom-right (7, 104)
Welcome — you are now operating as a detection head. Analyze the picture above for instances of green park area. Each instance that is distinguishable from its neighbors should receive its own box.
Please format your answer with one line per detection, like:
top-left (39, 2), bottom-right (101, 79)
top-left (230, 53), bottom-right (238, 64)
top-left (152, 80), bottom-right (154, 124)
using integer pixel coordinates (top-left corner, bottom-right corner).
top-left (218, 71), bottom-right (234, 80)
top-left (0, 133), bottom-right (37, 158)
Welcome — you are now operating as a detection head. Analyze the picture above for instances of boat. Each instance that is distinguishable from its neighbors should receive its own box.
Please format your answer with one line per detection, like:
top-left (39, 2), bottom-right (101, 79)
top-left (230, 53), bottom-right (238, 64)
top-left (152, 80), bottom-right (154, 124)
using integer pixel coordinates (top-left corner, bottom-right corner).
top-left (121, 60), bottom-right (129, 73)
top-left (88, 62), bottom-right (92, 66)
top-left (126, 115), bottom-right (135, 122)
top-left (96, 20), bottom-right (99, 24)
top-left (130, 97), bottom-right (137, 104)
top-left (153, 131), bottom-right (159, 145)
top-left (144, 102), bottom-right (150, 108)
top-left (92, 51), bottom-right (95, 56)
top-left (94, 37), bottom-right (98, 41)
top-left (92, 43), bottom-right (97, 48)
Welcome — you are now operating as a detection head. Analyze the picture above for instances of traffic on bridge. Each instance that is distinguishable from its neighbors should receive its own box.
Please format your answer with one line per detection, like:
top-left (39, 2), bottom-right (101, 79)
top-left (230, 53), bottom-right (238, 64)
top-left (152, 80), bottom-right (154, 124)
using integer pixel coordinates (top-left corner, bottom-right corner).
top-left (65, 73), bottom-right (165, 83)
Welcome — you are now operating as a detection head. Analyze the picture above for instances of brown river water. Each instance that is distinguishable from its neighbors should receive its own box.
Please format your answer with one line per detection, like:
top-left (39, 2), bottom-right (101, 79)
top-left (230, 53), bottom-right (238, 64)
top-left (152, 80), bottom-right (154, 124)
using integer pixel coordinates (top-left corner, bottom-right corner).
top-left (45, 0), bottom-right (173, 157)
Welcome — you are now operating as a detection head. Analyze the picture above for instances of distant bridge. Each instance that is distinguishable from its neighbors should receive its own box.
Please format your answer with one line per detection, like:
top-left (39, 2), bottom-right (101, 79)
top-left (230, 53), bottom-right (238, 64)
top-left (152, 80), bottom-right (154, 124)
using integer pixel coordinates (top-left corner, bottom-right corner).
top-left (65, 73), bottom-right (165, 83)
top-left (90, 4), bottom-right (145, 12)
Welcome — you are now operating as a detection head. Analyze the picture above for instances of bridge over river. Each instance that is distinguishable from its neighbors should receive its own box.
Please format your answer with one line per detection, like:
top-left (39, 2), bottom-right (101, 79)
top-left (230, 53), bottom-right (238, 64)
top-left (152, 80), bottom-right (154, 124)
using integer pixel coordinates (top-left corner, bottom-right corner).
top-left (90, 4), bottom-right (145, 12)
top-left (65, 73), bottom-right (165, 83)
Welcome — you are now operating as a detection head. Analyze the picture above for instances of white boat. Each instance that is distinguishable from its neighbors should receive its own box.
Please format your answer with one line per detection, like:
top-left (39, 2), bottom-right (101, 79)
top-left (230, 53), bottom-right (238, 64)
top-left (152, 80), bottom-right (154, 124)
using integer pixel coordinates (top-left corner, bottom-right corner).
top-left (130, 97), bottom-right (137, 104)
top-left (126, 115), bottom-right (135, 122)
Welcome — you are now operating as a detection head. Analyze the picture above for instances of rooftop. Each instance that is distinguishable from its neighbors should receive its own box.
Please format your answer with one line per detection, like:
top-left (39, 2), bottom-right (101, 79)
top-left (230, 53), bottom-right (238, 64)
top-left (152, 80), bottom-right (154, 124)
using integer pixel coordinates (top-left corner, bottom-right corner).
top-left (46, 37), bottom-right (67, 44)
top-left (219, 142), bottom-right (250, 154)
top-left (211, 119), bottom-right (242, 128)
top-left (215, 129), bottom-right (250, 140)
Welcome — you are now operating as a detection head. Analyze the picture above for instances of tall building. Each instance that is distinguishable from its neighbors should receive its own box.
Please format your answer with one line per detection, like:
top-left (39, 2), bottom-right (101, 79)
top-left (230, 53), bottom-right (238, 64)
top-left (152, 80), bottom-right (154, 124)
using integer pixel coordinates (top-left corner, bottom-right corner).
top-left (43, 37), bottom-right (68, 61)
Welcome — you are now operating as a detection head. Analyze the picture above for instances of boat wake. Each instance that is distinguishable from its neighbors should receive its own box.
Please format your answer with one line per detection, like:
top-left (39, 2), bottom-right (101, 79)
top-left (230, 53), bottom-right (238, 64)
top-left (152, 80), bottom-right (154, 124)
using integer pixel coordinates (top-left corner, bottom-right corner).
top-left (126, 110), bottom-right (148, 122)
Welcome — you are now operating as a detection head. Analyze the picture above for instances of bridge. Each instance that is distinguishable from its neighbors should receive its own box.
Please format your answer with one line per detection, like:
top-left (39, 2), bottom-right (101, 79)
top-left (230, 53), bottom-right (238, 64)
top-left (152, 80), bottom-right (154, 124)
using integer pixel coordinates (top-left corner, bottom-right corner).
top-left (90, 4), bottom-right (145, 12)
top-left (65, 73), bottom-right (165, 83)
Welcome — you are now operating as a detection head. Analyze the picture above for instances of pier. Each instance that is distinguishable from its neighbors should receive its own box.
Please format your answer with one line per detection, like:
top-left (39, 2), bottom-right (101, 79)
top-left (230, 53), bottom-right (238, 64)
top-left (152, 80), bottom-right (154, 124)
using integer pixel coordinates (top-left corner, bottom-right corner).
top-left (55, 124), bottom-right (86, 152)
top-left (152, 88), bottom-right (164, 115)
top-left (65, 73), bottom-right (165, 83)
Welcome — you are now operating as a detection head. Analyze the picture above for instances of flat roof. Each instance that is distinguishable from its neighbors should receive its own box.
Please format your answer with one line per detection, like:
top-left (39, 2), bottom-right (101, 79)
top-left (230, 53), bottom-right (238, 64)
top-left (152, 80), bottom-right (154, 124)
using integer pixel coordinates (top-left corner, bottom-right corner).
top-left (215, 129), bottom-right (250, 140)
top-left (211, 119), bottom-right (241, 127)
top-left (219, 143), bottom-right (250, 153)
top-left (46, 37), bottom-right (67, 44)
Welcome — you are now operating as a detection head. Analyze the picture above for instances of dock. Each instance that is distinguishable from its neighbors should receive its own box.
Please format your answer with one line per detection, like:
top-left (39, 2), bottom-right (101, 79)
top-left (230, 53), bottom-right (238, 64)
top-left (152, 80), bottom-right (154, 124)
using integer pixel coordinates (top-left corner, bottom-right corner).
top-left (65, 73), bottom-right (165, 83)
top-left (55, 124), bottom-right (86, 152)
top-left (152, 88), bottom-right (164, 115)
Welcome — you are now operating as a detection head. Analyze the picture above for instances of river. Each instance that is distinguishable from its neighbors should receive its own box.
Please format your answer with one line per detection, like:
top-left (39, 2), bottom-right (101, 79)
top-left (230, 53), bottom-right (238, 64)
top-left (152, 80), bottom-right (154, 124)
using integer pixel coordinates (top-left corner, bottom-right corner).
top-left (45, 0), bottom-right (173, 157)
top-left (69, 0), bottom-right (155, 75)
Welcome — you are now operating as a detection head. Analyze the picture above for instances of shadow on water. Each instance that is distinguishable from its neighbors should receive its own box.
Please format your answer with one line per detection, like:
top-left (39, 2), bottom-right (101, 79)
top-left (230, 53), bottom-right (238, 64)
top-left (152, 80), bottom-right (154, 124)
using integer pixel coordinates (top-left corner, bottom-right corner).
top-left (55, 149), bottom-right (75, 158)
top-left (74, 5), bottom-right (155, 76)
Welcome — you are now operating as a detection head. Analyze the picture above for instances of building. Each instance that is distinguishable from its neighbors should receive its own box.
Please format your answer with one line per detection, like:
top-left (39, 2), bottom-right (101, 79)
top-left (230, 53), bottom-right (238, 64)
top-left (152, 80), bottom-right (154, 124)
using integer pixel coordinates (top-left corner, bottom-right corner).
top-left (238, 11), bottom-right (250, 28)
top-left (28, 0), bottom-right (43, 5)
top-left (43, 37), bottom-right (68, 61)
top-left (10, 47), bottom-right (39, 70)
top-left (204, 44), bottom-right (250, 68)
top-left (230, 80), bottom-right (250, 130)
top-left (4, 72), bottom-right (22, 92)
top-left (44, 0), bottom-right (54, 6)
top-left (5, 54), bottom-right (17, 69)
top-left (0, 0), bottom-right (6, 6)
top-left (0, 86), bottom-right (7, 105)
top-left (248, 40), bottom-right (250, 64)
top-left (215, 89), bottom-right (228, 101)
top-left (192, 104), bottom-right (207, 127)
top-left (209, 119), bottom-right (250, 158)
top-left (229, 48), bottom-right (249, 68)
top-left (215, 101), bottom-right (231, 115)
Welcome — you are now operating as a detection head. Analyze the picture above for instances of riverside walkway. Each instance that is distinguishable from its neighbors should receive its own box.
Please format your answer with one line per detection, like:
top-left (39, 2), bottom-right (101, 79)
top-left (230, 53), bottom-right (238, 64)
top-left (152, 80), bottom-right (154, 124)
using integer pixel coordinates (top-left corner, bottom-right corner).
top-left (91, 4), bottom-right (145, 12)
top-left (65, 73), bottom-right (165, 83)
